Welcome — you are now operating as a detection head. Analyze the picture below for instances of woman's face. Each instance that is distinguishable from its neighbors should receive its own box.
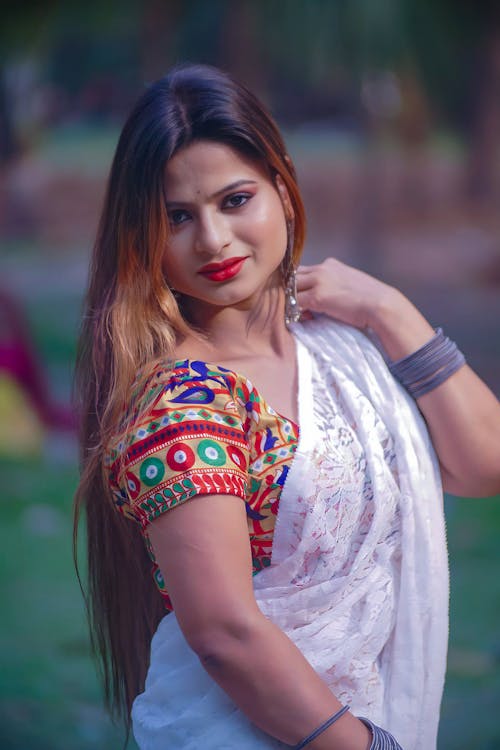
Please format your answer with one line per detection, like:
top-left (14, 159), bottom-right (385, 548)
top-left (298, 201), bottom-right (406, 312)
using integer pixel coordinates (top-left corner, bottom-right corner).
top-left (162, 140), bottom-right (290, 311)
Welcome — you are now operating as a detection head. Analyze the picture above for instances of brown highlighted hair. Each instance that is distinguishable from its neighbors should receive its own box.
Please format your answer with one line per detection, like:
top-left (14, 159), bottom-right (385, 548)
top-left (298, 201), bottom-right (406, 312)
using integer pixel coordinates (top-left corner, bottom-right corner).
top-left (73, 63), bottom-right (306, 733)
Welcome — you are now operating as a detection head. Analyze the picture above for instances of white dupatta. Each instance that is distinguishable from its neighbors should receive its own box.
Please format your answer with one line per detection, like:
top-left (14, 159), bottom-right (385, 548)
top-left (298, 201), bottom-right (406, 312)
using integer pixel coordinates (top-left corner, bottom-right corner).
top-left (132, 317), bottom-right (448, 750)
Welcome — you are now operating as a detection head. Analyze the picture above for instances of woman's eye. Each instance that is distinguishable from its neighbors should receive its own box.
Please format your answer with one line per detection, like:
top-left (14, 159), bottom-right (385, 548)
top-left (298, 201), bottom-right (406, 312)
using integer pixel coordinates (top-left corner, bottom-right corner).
top-left (168, 209), bottom-right (190, 226)
top-left (224, 192), bottom-right (251, 209)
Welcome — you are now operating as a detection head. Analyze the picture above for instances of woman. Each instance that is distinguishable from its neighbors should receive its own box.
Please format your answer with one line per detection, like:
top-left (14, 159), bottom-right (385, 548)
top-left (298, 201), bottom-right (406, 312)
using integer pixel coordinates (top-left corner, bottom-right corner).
top-left (74, 64), bottom-right (500, 750)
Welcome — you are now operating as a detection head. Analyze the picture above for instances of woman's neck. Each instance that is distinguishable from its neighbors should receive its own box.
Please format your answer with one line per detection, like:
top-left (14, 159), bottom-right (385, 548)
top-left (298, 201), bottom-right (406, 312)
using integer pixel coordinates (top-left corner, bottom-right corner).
top-left (175, 284), bottom-right (300, 426)
top-left (178, 285), bottom-right (293, 362)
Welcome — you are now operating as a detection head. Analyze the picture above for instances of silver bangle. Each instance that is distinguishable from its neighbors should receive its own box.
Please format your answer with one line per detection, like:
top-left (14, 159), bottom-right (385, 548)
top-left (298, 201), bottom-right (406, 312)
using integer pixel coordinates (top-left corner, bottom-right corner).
top-left (292, 705), bottom-right (350, 749)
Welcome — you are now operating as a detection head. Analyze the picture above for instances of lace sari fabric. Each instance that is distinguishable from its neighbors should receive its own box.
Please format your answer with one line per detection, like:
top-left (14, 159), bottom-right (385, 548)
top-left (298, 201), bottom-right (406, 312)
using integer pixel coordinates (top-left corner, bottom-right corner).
top-left (131, 317), bottom-right (449, 750)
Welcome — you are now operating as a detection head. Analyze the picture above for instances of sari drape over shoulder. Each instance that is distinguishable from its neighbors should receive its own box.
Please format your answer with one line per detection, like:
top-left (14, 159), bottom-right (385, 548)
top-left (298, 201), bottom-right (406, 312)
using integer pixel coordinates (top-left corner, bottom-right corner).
top-left (132, 317), bottom-right (448, 750)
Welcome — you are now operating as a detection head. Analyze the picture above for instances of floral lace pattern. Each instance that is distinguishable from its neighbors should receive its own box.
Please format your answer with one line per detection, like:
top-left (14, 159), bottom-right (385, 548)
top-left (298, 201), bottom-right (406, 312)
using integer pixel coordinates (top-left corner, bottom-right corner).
top-left (252, 318), bottom-right (448, 750)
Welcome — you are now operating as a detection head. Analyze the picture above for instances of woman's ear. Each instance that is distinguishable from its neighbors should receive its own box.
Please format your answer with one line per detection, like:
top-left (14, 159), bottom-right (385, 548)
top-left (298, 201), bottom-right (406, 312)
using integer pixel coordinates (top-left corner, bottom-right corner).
top-left (275, 174), bottom-right (294, 221)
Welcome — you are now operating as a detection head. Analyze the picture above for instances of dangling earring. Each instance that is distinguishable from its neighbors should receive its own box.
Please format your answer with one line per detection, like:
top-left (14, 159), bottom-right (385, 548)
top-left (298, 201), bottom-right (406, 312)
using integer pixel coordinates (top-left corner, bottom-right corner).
top-left (282, 218), bottom-right (301, 326)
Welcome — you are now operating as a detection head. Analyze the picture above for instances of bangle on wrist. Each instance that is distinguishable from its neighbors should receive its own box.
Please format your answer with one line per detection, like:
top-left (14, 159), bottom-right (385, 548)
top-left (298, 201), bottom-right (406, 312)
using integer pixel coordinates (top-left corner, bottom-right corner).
top-left (292, 705), bottom-right (350, 749)
top-left (388, 327), bottom-right (466, 399)
top-left (358, 717), bottom-right (404, 749)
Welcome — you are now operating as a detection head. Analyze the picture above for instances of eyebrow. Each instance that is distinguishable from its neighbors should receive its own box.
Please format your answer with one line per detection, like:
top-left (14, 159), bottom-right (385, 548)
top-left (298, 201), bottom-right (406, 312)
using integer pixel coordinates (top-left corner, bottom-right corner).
top-left (165, 179), bottom-right (258, 206)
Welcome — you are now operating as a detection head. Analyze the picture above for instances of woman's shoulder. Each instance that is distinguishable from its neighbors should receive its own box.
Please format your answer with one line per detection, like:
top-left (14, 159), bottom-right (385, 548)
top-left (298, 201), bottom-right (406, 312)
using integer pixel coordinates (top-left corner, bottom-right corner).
top-left (292, 314), bottom-right (393, 393)
top-left (105, 357), bottom-right (251, 474)
top-left (105, 357), bottom-right (253, 526)
top-left (294, 314), bottom-right (386, 360)
top-left (123, 358), bottom-right (245, 428)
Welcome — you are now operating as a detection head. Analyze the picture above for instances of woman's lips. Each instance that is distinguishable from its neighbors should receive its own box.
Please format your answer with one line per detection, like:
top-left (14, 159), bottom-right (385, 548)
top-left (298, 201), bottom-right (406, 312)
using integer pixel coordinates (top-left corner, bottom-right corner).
top-left (198, 257), bottom-right (248, 282)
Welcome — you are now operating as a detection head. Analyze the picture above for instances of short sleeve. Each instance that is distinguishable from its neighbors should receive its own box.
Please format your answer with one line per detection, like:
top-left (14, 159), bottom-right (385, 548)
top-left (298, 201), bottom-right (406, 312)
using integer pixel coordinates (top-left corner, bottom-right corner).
top-left (107, 361), bottom-right (249, 528)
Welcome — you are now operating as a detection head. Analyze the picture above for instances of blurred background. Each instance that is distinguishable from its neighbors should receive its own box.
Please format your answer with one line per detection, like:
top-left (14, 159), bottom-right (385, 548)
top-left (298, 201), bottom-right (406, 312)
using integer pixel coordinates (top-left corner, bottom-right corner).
top-left (1, 1), bottom-right (499, 748)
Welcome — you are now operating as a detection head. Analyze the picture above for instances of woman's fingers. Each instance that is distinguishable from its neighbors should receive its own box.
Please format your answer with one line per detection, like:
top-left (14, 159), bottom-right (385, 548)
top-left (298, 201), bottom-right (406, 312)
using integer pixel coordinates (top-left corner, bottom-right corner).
top-left (295, 273), bottom-right (315, 292)
top-left (295, 257), bottom-right (394, 329)
top-left (296, 265), bottom-right (317, 282)
top-left (296, 270), bottom-right (318, 314)
top-left (296, 263), bottom-right (330, 313)
top-left (296, 265), bottom-right (320, 297)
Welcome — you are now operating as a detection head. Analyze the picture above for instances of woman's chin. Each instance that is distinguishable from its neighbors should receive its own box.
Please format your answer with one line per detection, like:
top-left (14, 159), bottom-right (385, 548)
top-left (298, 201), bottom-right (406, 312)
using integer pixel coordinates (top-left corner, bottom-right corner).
top-left (180, 283), bottom-right (282, 320)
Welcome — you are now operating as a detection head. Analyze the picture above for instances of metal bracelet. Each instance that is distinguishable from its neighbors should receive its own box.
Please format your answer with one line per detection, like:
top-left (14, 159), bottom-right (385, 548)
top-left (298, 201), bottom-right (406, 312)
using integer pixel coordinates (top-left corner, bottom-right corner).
top-left (358, 717), bottom-right (404, 749)
top-left (388, 327), bottom-right (466, 399)
top-left (293, 705), bottom-right (350, 749)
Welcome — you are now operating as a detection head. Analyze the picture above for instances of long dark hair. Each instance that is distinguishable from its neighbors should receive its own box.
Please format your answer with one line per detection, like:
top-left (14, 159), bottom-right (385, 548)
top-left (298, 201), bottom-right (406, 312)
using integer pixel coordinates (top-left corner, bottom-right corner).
top-left (73, 63), bottom-right (306, 732)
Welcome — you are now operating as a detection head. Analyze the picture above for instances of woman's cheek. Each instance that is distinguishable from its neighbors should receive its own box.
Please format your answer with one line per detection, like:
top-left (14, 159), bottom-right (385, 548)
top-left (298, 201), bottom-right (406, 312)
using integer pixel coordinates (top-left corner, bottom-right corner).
top-left (162, 246), bottom-right (186, 287)
top-left (245, 199), bottom-right (287, 246)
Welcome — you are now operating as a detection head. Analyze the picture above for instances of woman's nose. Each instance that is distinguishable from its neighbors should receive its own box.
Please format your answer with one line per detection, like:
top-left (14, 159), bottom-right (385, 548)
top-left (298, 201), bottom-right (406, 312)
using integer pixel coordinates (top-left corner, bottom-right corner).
top-left (194, 211), bottom-right (231, 255)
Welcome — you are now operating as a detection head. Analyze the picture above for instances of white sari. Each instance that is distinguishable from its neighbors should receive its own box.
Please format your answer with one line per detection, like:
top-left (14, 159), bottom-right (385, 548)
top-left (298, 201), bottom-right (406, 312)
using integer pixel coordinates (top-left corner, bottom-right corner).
top-left (132, 317), bottom-right (449, 750)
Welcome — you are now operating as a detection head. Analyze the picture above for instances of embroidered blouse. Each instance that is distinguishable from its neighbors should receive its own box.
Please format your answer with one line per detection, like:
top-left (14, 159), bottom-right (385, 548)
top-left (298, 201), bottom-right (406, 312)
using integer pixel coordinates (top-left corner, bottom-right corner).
top-left (106, 359), bottom-right (299, 610)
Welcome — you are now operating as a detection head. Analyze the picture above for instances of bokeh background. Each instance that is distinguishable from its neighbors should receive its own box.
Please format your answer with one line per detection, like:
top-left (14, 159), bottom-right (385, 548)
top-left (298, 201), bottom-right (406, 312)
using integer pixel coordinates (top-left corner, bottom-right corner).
top-left (1, 1), bottom-right (500, 748)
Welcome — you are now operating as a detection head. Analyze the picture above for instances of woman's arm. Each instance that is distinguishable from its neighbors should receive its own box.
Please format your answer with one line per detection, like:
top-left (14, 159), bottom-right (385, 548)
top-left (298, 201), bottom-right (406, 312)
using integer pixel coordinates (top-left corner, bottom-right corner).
top-left (297, 258), bottom-right (500, 498)
top-left (147, 493), bottom-right (371, 750)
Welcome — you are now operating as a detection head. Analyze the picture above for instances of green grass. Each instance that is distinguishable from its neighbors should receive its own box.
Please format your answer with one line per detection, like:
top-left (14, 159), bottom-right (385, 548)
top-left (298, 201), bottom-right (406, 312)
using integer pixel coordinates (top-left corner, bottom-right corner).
top-left (0, 457), bottom-right (135, 749)
top-left (439, 495), bottom-right (500, 750)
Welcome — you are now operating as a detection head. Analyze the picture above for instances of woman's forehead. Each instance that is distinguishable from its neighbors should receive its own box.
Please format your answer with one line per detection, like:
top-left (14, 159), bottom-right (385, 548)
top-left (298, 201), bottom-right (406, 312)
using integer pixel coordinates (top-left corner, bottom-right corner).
top-left (164, 140), bottom-right (269, 200)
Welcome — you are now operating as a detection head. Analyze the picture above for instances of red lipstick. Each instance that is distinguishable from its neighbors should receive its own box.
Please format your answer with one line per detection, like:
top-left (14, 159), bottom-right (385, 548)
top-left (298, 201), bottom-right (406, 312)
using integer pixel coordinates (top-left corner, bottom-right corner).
top-left (198, 256), bottom-right (248, 282)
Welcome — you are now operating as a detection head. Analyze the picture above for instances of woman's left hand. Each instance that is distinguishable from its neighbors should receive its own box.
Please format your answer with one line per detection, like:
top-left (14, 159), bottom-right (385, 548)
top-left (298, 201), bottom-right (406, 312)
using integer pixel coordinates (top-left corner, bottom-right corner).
top-left (296, 257), bottom-right (436, 360)
top-left (296, 258), bottom-right (396, 331)
top-left (296, 257), bottom-right (500, 499)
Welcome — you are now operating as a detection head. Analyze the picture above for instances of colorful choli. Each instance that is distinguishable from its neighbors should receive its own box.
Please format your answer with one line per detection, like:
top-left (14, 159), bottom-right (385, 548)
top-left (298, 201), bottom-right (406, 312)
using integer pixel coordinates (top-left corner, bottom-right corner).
top-left (106, 359), bottom-right (299, 610)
